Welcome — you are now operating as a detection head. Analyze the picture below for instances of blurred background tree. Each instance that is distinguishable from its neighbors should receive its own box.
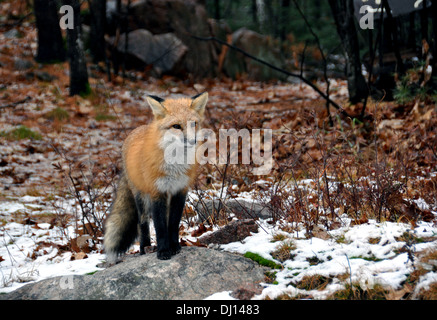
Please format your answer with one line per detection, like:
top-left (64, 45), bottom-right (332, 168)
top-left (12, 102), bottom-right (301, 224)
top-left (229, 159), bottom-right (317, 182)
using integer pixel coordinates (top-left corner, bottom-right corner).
top-left (33, 0), bottom-right (66, 63)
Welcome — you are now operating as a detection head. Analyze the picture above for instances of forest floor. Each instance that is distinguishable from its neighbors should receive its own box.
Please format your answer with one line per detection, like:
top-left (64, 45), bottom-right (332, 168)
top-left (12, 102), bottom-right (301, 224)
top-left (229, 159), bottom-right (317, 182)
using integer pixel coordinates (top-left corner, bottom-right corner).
top-left (1, 7), bottom-right (437, 300)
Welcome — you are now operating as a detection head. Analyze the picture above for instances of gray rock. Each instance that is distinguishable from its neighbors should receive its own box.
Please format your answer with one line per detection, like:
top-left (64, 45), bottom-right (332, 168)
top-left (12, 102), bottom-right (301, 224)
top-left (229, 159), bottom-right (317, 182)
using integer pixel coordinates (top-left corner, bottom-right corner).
top-left (14, 58), bottom-right (33, 71)
top-left (199, 219), bottom-right (259, 245)
top-left (34, 70), bottom-right (57, 82)
top-left (4, 29), bottom-right (21, 39)
top-left (194, 199), bottom-right (272, 223)
top-left (223, 28), bottom-right (286, 81)
top-left (111, 29), bottom-right (187, 76)
top-left (2, 247), bottom-right (266, 300)
top-left (129, 0), bottom-right (216, 78)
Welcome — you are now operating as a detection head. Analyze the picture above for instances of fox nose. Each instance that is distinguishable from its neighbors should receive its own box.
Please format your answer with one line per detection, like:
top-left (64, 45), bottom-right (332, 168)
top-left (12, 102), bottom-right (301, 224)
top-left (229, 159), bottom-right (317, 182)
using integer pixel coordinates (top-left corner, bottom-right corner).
top-left (184, 137), bottom-right (197, 145)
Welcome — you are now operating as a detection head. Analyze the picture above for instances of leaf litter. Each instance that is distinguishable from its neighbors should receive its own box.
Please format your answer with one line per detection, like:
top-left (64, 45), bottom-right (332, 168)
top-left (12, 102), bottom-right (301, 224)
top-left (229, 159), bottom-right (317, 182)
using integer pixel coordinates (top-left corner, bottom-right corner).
top-left (0, 6), bottom-right (437, 299)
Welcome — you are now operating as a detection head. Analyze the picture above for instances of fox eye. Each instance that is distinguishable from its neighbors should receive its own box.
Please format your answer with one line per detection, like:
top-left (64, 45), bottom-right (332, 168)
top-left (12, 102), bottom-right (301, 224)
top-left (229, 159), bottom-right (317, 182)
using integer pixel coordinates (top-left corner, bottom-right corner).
top-left (172, 124), bottom-right (182, 130)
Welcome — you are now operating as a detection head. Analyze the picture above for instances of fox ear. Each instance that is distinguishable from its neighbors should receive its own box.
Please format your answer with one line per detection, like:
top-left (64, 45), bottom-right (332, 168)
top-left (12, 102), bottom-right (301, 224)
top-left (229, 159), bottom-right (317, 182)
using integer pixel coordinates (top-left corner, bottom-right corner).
top-left (146, 95), bottom-right (166, 118)
top-left (191, 92), bottom-right (208, 116)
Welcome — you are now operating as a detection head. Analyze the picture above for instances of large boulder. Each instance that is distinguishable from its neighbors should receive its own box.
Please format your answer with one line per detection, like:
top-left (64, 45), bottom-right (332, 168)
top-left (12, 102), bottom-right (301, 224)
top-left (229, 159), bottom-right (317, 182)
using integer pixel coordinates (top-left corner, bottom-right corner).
top-left (2, 247), bottom-right (266, 300)
top-left (129, 0), bottom-right (217, 78)
top-left (199, 219), bottom-right (259, 246)
top-left (194, 199), bottom-right (273, 223)
top-left (111, 29), bottom-right (188, 76)
top-left (223, 28), bottom-right (286, 81)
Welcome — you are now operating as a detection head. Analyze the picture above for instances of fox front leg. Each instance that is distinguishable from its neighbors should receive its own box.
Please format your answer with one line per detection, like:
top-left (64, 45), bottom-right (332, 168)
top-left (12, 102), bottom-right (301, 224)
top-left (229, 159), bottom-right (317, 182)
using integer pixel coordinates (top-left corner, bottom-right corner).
top-left (168, 191), bottom-right (186, 255)
top-left (151, 194), bottom-right (171, 260)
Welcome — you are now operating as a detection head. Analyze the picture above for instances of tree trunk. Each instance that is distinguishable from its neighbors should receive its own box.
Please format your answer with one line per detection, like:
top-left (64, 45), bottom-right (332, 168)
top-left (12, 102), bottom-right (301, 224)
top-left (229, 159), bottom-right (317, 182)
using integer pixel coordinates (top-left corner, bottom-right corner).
top-left (264, 0), bottom-right (276, 37)
top-left (431, 0), bottom-right (437, 67)
top-left (33, 0), bottom-right (66, 63)
top-left (256, 0), bottom-right (267, 34)
top-left (280, 0), bottom-right (290, 41)
top-left (420, 0), bottom-right (428, 44)
top-left (64, 0), bottom-right (90, 96)
top-left (328, 0), bottom-right (367, 104)
top-left (382, 0), bottom-right (405, 74)
top-left (251, 0), bottom-right (258, 25)
top-left (89, 0), bottom-right (107, 63)
top-left (408, 12), bottom-right (416, 51)
top-left (214, 0), bottom-right (220, 19)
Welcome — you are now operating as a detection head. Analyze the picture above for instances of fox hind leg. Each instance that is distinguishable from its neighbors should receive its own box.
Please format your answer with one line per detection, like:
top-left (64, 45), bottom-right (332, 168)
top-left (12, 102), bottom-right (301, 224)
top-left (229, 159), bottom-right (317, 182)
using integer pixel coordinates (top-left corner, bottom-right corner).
top-left (135, 193), bottom-right (151, 255)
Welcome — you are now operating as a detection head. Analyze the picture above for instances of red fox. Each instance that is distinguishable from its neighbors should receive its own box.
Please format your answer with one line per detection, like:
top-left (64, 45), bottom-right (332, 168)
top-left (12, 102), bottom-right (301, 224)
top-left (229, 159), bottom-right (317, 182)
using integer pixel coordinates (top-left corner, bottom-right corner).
top-left (104, 92), bottom-right (208, 262)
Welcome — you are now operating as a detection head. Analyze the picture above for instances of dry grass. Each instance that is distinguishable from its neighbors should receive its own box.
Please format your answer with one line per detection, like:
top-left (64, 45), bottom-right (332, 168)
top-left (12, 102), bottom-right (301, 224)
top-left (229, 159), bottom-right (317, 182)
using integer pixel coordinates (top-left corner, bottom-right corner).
top-left (293, 274), bottom-right (332, 291)
top-left (415, 283), bottom-right (437, 300)
top-left (328, 283), bottom-right (390, 300)
top-left (270, 240), bottom-right (296, 262)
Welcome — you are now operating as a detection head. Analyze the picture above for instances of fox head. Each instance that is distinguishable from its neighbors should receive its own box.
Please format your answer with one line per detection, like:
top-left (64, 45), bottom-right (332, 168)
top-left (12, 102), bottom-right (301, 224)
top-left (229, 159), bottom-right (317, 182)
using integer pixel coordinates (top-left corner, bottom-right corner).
top-left (146, 92), bottom-right (208, 164)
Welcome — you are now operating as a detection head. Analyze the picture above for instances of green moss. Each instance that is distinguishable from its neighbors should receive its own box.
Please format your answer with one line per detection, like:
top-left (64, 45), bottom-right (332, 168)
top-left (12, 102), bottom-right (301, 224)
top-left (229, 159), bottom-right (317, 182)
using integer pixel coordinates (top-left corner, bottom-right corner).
top-left (94, 103), bottom-right (116, 122)
top-left (85, 270), bottom-right (99, 276)
top-left (44, 107), bottom-right (70, 121)
top-left (350, 255), bottom-right (383, 262)
top-left (244, 252), bottom-right (282, 269)
top-left (0, 125), bottom-right (42, 140)
top-left (95, 113), bottom-right (116, 122)
top-left (79, 83), bottom-right (92, 98)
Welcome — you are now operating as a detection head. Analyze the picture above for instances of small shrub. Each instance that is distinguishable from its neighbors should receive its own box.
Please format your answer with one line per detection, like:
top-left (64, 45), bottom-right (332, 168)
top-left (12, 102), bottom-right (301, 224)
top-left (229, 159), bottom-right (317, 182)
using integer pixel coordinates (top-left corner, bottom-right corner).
top-left (271, 233), bottom-right (289, 242)
top-left (328, 283), bottom-right (389, 300)
top-left (293, 274), bottom-right (332, 291)
top-left (415, 283), bottom-right (437, 300)
top-left (393, 81), bottom-right (415, 105)
top-left (270, 240), bottom-right (296, 262)
top-left (264, 271), bottom-right (278, 284)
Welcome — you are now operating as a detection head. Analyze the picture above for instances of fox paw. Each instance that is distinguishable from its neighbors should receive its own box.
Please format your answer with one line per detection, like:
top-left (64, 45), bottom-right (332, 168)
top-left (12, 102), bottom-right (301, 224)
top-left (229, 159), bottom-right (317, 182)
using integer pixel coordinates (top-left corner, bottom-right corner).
top-left (157, 250), bottom-right (172, 260)
top-left (171, 246), bottom-right (181, 255)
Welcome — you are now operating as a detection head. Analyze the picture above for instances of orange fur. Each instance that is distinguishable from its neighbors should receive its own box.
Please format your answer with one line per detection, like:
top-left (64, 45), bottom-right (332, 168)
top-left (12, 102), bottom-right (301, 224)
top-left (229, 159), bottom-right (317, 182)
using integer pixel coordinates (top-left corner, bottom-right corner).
top-left (122, 94), bottom-right (207, 199)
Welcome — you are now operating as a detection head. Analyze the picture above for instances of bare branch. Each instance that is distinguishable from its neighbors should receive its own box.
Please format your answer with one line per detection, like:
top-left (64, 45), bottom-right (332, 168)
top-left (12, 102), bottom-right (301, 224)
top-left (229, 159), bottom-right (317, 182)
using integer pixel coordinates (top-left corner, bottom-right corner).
top-left (191, 34), bottom-right (352, 119)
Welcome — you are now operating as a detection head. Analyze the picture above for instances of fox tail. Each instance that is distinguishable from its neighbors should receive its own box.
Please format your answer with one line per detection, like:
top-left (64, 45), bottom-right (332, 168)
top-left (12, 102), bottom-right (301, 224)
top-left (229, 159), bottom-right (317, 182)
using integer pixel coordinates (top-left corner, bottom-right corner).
top-left (104, 173), bottom-right (138, 264)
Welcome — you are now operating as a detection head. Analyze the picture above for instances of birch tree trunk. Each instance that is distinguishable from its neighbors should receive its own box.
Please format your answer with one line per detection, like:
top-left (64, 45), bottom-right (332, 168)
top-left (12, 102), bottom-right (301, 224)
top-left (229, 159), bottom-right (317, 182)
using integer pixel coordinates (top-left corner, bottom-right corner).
top-left (256, 0), bottom-right (267, 34)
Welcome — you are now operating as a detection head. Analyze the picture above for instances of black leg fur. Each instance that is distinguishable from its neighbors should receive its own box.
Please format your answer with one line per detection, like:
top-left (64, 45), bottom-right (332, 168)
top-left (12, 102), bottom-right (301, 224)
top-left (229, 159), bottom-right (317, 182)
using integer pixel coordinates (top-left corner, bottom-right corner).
top-left (169, 191), bottom-right (186, 255)
top-left (135, 194), bottom-right (151, 255)
top-left (151, 194), bottom-right (171, 260)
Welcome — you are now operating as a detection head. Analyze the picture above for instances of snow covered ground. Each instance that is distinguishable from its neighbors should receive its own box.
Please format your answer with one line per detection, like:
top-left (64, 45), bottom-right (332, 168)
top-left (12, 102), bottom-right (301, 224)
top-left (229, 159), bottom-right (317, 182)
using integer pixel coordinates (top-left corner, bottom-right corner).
top-left (1, 192), bottom-right (436, 299)
top-left (217, 217), bottom-right (437, 299)
top-left (0, 195), bottom-right (106, 292)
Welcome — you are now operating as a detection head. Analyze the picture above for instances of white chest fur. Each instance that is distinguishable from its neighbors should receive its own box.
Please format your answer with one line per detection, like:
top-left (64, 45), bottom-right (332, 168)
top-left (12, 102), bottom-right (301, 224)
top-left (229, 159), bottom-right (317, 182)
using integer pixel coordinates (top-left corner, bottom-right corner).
top-left (155, 161), bottom-right (191, 195)
top-left (156, 131), bottom-right (193, 195)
